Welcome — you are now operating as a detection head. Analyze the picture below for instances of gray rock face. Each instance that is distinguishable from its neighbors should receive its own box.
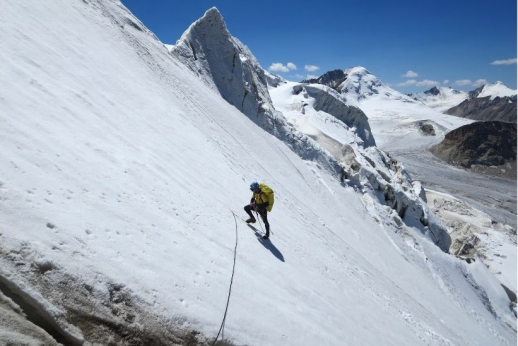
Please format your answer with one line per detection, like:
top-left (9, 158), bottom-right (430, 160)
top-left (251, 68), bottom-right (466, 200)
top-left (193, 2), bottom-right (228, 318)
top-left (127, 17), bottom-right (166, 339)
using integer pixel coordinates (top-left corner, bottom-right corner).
top-left (424, 86), bottom-right (440, 96)
top-left (446, 87), bottom-right (517, 123)
top-left (0, 291), bottom-right (60, 346)
top-left (302, 69), bottom-right (348, 91)
top-left (171, 8), bottom-right (272, 124)
top-left (264, 70), bottom-right (286, 88)
top-left (431, 121), bottom-right (517, 171)
top-left (418, 122), bottom-right (436, 136)
top-left (171, 7), bottom-right (342, 174)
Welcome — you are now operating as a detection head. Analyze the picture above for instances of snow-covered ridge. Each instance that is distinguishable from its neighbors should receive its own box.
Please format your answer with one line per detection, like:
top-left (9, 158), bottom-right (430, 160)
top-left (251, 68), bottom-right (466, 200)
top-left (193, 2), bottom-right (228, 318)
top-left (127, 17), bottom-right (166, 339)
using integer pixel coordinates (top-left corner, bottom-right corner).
top-left (410, 86), bottom-right (468, 112)
top-left (300, 84), bottom-right (376, 147)
top-left (477, 81), bottom-right (517, 100)
top-left (170, 7), bottom-right (270, 114)
top-left (339, 66), bottom-right (417, 103)
top-left (445, 82), bottom-right (517, 122)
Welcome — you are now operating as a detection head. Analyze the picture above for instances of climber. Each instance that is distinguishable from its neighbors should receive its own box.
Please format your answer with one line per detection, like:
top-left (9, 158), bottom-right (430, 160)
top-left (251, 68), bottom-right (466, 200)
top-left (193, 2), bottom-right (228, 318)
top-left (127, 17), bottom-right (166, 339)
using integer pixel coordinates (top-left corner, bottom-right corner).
top-left (244, 182), bottom-right (274, 239)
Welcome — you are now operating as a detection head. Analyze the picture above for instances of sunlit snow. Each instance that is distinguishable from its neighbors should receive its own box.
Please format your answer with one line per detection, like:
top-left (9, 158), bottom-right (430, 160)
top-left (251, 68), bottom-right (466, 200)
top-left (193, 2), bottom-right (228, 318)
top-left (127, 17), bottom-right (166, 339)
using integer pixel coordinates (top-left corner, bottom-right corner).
top-left (0, 1), bottom-right (515, 345)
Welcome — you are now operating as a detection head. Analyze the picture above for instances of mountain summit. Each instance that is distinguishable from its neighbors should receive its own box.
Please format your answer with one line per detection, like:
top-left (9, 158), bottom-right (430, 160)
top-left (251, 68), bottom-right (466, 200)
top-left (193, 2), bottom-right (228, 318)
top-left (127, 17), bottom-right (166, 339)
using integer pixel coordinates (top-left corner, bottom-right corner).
top-left (170, 7), bottom-right (272, 121)
top-left (305, 66), bottom-right (417, 104)
top-left (169, 7), bottom-right (345, 173)
top-left (476, 81), bottom-right (517, 100)
top-left (446, 82), bottom-right (517, 122)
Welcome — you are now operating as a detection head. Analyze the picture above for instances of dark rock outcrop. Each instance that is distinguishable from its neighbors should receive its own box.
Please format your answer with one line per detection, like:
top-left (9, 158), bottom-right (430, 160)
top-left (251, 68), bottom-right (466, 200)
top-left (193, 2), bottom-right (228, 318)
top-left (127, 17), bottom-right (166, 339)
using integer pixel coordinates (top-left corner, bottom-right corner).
top-left (431, 121), bottom-right (517, 178)
top-left (425, 86), bottom-right (440, 96)
top-left (302, 69), bottom-right (348, 92)
top-left (419, 122), bottom-right (436, 136)
top-left (446, 86), bottom-right (517, 123)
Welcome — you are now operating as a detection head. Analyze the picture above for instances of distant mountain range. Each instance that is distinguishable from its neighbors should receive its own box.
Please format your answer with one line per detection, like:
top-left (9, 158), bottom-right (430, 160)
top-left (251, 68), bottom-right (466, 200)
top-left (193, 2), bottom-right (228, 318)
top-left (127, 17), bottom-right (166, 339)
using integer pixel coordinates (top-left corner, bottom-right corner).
top-left (304, 69), bottom-right (516, 124)
top-left (408, 86), bottom-right (468, 112)
top-left (303, 67), bottom-right (417, 104)
top-left (301, 67), bottom-right (473, 150)
top-left (445, 83), bottom-right (517, 123)
top-left (410, 83), bottom-right (517, 123)
top-left (302, 68), bottom-right (517, 179)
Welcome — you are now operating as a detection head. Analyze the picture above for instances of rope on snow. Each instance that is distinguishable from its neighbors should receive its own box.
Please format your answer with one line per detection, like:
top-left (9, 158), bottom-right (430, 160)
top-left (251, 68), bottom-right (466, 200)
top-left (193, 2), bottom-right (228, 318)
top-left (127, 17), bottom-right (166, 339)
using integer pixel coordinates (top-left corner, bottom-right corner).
top-left (211, 211), bottom-right (239, 346)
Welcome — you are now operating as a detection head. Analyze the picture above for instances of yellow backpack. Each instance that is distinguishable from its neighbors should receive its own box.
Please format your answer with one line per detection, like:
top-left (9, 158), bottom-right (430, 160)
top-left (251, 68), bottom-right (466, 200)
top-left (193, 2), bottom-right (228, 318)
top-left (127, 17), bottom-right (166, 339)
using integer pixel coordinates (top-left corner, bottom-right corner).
top-left (259, 183), bottom-right (274, 212)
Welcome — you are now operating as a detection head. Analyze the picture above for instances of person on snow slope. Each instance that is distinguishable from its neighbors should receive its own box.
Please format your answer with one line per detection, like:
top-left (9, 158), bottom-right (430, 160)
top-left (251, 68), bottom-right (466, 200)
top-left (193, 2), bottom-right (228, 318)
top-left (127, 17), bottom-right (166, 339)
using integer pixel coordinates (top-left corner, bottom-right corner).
top-left (244, 182), bottom-right (274, 239)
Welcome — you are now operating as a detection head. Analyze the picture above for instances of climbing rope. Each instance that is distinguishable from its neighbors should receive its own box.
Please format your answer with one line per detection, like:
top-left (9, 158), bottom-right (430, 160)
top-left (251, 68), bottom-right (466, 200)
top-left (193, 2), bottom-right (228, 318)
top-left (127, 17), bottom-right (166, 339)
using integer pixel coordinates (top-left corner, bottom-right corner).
top-left (211, 211), bottom-right (239, 346)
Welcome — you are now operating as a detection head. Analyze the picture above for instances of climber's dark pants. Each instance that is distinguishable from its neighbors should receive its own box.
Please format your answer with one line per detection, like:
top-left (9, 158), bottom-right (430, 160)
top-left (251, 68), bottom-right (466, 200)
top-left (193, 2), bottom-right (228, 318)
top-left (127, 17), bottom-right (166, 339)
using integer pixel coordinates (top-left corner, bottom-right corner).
top-left (244, 203), bottom-right (270, 232)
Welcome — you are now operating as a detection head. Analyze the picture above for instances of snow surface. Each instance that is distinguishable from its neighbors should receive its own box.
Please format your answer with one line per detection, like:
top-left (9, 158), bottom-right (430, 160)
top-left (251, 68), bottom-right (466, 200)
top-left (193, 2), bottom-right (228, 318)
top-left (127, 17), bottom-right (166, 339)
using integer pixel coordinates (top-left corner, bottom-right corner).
top-left (477, 82), bottom-right (517, 100)
top-left (332, 67), bottom-right (516, 300)
top-left (0, 1), bottom-right (516, 345)
top-left (270, 67), bottom-right (517, 321)
top-left (410, 87), bottom-right (469, 112)
top-left (270, 82), bottom-right (366, 148)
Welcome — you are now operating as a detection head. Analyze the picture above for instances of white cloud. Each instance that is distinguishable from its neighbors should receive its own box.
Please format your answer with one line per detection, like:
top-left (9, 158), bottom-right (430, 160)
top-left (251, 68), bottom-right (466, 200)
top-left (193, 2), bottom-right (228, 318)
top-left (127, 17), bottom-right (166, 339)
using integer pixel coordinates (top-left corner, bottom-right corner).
top-left (455, 79), bottom-right (472, 86)
top-left (269, 63), bottom-right (289, 72)
top-left (304, 65), bottom-right (319, 72)
top-left (443, 80), bottom-right (450, 85)
top-left (416, 79), bottom-right (439, 87)
top-left (305, 74), bottom-right (319, 80)
top-left (490, 58), bottom-right (517, 65)
top-left (402, 70), bottom-right (418, 78)
top-left (454, 79), bottom-right (489, 87)
top-left (472, 79), bottom-right (488, 87)
top-left (397, 79), bottom-right (417, 86)
top-left (269, 62), bottom-right (297, 73)
top-left (398, 79), bottom-right (439, 87)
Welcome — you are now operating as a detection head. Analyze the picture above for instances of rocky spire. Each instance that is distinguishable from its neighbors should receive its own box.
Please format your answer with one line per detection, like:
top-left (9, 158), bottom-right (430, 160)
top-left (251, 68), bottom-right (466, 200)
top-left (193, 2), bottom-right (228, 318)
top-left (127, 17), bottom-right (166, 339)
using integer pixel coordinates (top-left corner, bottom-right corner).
top-left (170, 7), bottom-right (272, 124)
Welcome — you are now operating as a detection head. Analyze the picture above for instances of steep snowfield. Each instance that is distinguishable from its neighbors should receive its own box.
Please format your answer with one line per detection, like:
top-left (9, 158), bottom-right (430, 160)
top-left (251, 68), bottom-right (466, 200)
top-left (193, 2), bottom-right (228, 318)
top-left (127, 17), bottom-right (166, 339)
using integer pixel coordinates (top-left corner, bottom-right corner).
top-left (0, 1), bottom-right (515, 346)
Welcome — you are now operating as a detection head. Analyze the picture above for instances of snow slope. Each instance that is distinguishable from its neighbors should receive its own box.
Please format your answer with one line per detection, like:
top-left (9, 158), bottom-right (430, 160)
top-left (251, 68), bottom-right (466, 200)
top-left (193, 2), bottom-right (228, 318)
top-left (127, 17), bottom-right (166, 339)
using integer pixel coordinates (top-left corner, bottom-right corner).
top-left (0, 1), bottom-right (515, 346)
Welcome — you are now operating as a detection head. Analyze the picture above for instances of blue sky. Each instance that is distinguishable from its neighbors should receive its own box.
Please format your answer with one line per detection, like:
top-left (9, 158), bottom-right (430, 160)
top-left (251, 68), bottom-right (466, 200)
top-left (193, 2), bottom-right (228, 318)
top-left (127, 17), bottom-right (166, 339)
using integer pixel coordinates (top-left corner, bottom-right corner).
top-left (121, 0), bottom-right (517, 93)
